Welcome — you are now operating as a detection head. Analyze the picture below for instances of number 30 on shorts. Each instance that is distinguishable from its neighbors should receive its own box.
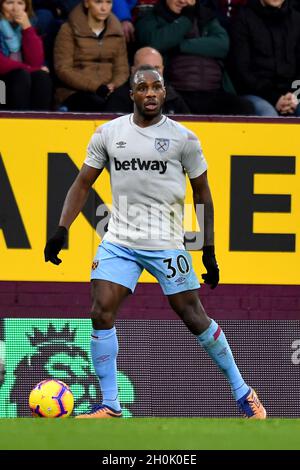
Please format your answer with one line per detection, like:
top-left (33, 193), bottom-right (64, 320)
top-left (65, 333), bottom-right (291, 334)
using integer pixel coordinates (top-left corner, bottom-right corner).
top-left (163, 255), bottom-right (190, 279)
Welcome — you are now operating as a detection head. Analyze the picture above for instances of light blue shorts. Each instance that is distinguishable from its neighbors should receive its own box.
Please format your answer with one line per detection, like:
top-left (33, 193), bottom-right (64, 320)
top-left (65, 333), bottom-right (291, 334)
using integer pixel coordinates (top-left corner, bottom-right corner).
top-left (91, 240), bottom-right (200, 295)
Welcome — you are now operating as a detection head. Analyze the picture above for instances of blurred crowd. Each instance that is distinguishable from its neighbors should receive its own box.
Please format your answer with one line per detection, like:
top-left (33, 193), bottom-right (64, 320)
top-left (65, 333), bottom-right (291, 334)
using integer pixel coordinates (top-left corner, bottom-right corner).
top-left (0, 0), bottom-right (300, 116)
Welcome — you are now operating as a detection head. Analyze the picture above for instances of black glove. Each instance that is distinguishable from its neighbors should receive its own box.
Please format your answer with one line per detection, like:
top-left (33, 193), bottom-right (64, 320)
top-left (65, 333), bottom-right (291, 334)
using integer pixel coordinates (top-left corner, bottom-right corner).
top-left (44, 226), bottom-right (67, 265)
top-left (96, 84), bottom-right (110, 99)
top-left (201, 245), bottom-right (219, 289)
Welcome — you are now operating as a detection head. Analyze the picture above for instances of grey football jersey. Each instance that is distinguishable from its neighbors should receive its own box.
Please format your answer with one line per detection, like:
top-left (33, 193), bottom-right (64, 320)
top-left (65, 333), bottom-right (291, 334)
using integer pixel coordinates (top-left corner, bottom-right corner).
top-left (85, 114), bottom-right (207, 250)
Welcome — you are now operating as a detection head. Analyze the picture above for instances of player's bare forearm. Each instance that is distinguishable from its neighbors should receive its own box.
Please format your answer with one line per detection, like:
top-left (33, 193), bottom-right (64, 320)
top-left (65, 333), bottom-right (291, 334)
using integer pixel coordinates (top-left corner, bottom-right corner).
top-left (190, 172), bottom-right (214, 246)
top-left (59, 182), bottom-right (89, 229)
top-left (59, 164), bottom-right (102, 229)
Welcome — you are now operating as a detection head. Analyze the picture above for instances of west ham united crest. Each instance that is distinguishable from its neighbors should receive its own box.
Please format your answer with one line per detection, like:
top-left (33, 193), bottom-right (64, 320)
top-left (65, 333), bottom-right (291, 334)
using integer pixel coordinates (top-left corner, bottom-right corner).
top-left (155, 138), bottom-right (169, 152)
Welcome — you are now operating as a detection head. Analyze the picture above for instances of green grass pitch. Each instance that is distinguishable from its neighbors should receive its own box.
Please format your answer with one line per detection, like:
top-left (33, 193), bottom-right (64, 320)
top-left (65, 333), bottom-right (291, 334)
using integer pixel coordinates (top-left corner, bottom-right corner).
top-left (0, 418), bottom-right (300, 450)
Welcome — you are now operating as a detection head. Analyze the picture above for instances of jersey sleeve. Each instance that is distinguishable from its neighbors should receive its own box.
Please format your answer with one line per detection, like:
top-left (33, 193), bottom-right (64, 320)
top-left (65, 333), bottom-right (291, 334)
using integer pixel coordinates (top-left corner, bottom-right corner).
top-left (181, 130), bottom-right (208, 179)
top-left (84, 125), bottom-right (108, 169)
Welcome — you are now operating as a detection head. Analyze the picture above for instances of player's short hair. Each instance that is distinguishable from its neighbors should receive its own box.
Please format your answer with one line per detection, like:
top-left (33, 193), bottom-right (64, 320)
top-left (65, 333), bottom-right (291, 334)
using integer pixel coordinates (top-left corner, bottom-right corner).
top-left (130, 65), bottom-right (164, 90)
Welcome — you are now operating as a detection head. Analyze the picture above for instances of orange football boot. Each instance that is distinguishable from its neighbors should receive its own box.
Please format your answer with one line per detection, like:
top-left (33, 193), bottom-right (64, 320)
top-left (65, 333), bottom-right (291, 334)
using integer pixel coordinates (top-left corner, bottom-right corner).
top-left (75, 404), bottom-right (122, 419)
top-left (238, 387), bottom-right (267, 419)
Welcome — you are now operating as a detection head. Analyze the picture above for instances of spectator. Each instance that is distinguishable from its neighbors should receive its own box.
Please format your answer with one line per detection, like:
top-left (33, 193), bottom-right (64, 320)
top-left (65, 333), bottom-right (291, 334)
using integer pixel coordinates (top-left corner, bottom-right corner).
top-left (229, 0), bottom-right (300, 116)
top-left (0, 0), bottom-right (52, 110)
top-left (112, 0), bottom-right (137, 42)
top-left (57, 0), bottom-right (138, 36)
top-left (133, 0), bottom-right (158, 20)
top-left (32, 1), bottom-right (64, 70)
top-left (54, 0), bottom-right (138, 41)
top-left (105, 46), bottom-right (191, 114)
top-left (135, 0), bottom-right (253, 115)
top-left (200, 0), bottom-right (248, 30)
top-left (54, 0), bottom-right (129, 112)
top-left (112, 0), bottom-right (138, 64)
top-left (33, 0), bottom-right (62, 17)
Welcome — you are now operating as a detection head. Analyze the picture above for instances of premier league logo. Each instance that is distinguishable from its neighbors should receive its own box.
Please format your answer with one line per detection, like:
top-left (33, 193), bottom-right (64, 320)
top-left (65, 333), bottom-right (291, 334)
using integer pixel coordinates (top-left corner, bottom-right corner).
top-left (155, 138), bottom-right (169, 153)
